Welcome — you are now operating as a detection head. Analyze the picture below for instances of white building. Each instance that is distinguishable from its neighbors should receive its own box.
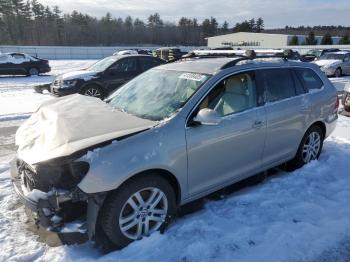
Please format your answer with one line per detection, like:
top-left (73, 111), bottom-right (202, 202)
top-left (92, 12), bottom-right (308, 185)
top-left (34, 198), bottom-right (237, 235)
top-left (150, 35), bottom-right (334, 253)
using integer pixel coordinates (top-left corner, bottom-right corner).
top-left (206, 32), bottom-right (341, 48)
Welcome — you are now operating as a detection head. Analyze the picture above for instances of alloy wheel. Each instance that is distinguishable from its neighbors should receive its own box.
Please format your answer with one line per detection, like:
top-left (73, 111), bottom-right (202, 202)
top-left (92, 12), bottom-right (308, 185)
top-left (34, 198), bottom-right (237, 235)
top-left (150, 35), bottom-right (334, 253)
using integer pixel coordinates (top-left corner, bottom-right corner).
top-left (302, 131), bottom-right (321, 163)
top-left (84, 88), bottom-right (101, 98)
top-left (119, 187), bottom-right (168, 240)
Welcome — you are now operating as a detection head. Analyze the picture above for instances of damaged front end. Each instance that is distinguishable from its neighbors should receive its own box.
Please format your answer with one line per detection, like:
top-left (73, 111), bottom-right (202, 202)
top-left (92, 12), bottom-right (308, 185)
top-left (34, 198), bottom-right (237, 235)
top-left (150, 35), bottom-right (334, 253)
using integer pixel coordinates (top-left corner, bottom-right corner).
top-left (10, 157), bottom-right (106, 246)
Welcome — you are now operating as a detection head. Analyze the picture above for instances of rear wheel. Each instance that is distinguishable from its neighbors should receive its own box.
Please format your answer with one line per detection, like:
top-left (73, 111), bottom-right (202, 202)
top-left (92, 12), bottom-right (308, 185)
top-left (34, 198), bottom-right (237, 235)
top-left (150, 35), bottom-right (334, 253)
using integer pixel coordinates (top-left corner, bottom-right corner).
top-left (28, 67), bottom-right (39, 76)
top-left (99, 174), bottom-right (176, 249)
top-left (289, 125), bottom-right (324, 168)
top-left (81, 85), bottom-right (104, 99)
top-left (334, 68), bottom-right (342, 78)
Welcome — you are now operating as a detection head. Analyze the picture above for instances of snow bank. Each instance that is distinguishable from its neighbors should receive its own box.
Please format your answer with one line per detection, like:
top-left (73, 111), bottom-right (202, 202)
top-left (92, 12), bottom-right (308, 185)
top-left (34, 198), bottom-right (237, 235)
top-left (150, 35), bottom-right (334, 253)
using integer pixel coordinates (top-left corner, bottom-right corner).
top-left (1, 132), bottom-right (350, 261)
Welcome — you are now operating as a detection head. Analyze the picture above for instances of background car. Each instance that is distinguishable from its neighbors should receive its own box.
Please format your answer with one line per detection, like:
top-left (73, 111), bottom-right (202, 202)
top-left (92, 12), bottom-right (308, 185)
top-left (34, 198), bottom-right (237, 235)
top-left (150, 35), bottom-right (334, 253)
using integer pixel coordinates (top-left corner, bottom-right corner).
top-left (113, 49), bottom-right (153, 56)
top-left (301, 48), bottom-right (340, 62)
top-left (0, 52), bottom-right (50, 76)
top-left (312, 51), bottom-right (350, 77)
top-left (153, 47), bottom-right (186, 61)
top-left (50, 54), bottom-right (165, 99)
top-left (342, 82), bottom-right (350, 112)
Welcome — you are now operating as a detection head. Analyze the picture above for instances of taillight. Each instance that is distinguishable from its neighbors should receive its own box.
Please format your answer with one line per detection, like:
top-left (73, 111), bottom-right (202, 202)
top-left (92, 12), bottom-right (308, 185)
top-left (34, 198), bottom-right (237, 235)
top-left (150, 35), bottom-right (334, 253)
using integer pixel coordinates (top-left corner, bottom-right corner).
top-left (42, 59), bottom-right (49, 64)
top-left (335, 96), bottom-right (339, 109)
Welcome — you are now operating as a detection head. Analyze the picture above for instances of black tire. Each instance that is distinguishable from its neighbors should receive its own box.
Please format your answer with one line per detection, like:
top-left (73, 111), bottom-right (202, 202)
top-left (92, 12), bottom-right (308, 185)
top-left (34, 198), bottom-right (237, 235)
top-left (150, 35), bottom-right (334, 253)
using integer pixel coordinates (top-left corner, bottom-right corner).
top-left (98, 174), bottom-right (177, 249)
top-left (289, 125), bottom-right (324, 169)
top-left (334, 68), bottom-right (342, 78)
top-left (27, 67), bottom-right (39, 76)
top-left (344, 105), bottom-right (350, 112)
top-left (80, 85), bottom-right (105, 100)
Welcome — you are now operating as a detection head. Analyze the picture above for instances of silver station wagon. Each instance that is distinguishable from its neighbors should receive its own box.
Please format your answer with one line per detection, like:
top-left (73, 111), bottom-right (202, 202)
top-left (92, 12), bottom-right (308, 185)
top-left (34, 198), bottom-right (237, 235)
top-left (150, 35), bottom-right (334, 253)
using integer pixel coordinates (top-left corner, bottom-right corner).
top-left (11, 50), bottom-right (338, 249)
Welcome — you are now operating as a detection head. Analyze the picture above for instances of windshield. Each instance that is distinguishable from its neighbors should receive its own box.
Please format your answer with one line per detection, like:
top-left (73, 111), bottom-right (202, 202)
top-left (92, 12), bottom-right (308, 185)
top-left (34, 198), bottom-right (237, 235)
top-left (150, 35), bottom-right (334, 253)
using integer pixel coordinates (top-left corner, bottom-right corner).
top-left (88, 56), bottom-right (118, 72)
top-left (109, 69), bottom-right (210, 121)
top-left (319, 53), bottom-right (345, 60)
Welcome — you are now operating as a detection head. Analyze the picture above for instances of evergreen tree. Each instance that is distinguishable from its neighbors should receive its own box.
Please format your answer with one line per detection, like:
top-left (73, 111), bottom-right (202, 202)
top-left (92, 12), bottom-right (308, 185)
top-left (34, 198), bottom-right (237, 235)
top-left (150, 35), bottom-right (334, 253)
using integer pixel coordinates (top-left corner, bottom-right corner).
top-left (289, 35), bottom-right (299, 45)
top-left (321, 32), bottom-right (333, 45)
top-left (339, 34), bottom-right (349, 45)
top-left (305, 31), bottom-right (317, 45)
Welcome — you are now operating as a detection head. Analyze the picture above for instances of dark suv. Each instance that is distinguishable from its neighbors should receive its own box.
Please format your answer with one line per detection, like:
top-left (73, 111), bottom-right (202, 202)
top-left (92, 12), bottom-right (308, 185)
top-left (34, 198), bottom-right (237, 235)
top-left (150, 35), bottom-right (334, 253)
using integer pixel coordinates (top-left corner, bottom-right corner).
top-left (0, 52), bottom-right (50, 76)
top-left (50, 55), bottom-right (165, 99)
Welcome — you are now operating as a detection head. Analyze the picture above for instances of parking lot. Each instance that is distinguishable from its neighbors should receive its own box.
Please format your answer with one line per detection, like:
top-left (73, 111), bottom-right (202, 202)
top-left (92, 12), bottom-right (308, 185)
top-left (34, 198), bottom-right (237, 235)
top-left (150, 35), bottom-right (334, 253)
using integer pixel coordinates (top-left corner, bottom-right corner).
top-left (0, 59), bottom-right (350, 261)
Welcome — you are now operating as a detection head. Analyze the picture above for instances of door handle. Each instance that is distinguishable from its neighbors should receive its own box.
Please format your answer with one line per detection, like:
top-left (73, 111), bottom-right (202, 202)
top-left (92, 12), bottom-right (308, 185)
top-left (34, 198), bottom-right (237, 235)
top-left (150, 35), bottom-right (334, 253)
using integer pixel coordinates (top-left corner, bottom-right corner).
top-left (252, 120), bottom-right (263, 129)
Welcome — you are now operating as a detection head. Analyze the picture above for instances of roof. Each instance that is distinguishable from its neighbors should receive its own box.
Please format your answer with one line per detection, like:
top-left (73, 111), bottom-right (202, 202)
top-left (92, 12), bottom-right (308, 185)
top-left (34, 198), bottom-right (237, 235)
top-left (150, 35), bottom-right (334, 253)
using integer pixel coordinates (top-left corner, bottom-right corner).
top-left (157, 57), bottom-right (240, 74)
top-left (156, 57), bottom-right (306, 75)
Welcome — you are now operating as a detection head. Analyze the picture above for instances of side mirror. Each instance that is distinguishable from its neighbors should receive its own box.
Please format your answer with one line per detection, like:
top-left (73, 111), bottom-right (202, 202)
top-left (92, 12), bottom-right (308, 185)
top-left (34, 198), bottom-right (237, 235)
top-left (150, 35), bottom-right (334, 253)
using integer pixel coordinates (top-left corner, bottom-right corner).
top-left (193, 108), bottom-right (222, 126)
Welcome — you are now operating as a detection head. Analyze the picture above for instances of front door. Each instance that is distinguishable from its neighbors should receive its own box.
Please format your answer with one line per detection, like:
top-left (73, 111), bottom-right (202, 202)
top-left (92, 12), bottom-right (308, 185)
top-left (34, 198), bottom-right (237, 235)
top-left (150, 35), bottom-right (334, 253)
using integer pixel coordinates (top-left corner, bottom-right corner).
top-left (186, 71), bottom-right (266, 196)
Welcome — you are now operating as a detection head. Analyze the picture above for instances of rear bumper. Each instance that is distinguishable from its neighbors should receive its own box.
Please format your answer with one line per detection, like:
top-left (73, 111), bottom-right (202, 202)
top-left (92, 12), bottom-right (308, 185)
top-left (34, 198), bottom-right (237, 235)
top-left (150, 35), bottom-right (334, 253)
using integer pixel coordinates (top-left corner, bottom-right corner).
top-left (39, 66), bottom-right (51, 74)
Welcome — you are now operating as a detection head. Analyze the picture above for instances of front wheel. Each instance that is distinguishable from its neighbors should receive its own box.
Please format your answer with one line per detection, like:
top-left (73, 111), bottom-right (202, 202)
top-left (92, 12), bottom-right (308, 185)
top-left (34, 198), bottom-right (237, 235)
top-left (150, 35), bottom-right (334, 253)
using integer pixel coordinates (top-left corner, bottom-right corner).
top-left (99, 174), bottom-right (177, 249)
top-left (81, 85), bottom-right (104, 99)
top-left (289, 125), bottom-right (324, 168)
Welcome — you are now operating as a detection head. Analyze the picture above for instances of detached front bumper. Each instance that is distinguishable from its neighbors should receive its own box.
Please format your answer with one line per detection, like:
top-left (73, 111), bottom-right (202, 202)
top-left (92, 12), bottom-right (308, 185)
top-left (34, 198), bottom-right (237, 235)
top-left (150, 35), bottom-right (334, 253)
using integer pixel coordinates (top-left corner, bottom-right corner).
top-left (10, 159), bottom-right (89, 246)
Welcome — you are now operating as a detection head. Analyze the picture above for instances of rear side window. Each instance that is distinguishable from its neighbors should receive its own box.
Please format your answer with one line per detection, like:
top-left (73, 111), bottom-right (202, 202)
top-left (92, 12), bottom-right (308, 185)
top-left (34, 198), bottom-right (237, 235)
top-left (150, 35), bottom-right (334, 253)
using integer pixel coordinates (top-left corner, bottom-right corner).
top-left (294, 68), bottom-right (323, 91)
top-left (110, 58), bottom-right (137, 72)
top-left (257, 68), bottom-right (296, 103)
top-left (139, 57), bottom-right (162, 71)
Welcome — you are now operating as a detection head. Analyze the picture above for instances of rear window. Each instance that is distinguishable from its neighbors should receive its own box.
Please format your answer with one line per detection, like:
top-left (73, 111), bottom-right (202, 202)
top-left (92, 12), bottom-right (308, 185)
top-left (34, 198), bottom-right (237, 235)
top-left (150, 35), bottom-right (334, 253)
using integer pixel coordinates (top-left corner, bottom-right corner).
top-left (257, 68), bottom-right (296, 103)
top-left (294, 68), bottom-right (323, 91)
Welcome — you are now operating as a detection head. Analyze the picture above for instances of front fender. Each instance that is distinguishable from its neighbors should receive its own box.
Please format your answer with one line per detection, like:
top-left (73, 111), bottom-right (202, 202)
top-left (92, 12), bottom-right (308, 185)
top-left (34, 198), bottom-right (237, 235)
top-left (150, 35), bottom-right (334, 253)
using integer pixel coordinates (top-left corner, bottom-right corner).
top-left (77, 120), bottom-right (188, 201)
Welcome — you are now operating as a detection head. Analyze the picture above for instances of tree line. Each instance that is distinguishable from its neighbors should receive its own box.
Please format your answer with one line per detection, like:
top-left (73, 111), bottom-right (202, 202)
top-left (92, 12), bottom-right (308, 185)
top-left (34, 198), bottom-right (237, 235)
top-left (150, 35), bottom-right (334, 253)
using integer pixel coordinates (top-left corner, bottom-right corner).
top-left (1, 0), bottom-right (349, 47)
top-left (0, 0), bottom-right (265, 46)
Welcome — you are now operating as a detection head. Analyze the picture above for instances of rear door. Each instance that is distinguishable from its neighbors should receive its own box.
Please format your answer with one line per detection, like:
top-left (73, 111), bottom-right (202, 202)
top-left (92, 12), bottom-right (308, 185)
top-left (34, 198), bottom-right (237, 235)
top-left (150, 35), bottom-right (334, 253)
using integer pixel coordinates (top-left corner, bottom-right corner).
top-left (103, 57), bottom-right (140, 92)
top-left (8, 53), bottom-right (27, 74)
top-left (257, 68), bottom-right (309, 167)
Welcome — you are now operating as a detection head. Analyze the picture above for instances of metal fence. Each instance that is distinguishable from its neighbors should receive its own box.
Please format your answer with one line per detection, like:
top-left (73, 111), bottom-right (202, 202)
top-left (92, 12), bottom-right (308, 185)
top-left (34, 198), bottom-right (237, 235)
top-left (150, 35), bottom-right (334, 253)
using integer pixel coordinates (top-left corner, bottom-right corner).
top-left (0, 45), bottom-right (201, 60)
top-left (1, 44), bottom-right (350, 59)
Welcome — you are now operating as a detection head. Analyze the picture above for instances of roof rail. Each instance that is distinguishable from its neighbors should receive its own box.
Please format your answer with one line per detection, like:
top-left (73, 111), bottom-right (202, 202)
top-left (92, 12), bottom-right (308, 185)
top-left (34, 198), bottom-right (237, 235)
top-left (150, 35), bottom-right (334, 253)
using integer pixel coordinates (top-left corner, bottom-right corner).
top-left (168, 49), bottom-right (295, 67)
top-left (220, 49), bottom-right (294, 69)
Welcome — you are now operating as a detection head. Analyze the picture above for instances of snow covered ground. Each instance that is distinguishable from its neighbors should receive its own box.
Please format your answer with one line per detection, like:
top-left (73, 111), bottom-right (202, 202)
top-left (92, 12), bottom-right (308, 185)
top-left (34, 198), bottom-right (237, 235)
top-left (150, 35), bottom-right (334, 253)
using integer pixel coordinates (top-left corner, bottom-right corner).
top-left (0, 60), bottom-right (350, 261)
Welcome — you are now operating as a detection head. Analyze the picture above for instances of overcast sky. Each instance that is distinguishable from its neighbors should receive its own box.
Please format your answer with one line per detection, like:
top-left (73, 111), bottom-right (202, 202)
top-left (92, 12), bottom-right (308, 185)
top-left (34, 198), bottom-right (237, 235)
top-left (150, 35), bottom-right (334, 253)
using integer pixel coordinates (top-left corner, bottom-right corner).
top-left (38, 0), bottom-right (350, 28)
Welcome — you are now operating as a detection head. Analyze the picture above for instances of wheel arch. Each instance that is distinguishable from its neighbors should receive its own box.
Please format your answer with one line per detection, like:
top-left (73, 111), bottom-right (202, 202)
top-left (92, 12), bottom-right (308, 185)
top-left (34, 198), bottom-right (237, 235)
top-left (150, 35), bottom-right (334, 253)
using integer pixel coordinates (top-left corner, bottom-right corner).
top-left (308, 121), bottom-right (326, 139)
top-left (107, 168), bottom-right (182, 206)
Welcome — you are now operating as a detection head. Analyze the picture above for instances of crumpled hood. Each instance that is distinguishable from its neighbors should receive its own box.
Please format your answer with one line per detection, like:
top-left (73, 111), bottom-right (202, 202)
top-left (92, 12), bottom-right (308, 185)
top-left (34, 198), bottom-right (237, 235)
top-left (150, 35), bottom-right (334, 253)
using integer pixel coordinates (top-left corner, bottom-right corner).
top-left (58, 70), bottom-right (97, 81)
top-left (313, 59), bottom-right (341, 68)
top-left (15, 94), bottom-right (157, 165)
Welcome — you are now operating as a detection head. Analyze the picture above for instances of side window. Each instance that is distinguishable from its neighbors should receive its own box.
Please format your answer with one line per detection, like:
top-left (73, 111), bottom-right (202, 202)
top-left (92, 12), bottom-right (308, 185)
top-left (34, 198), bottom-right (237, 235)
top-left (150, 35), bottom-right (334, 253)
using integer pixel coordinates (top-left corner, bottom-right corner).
top-left (139, 57), bottom-right (161, 71)
top-left (110, 58), bottom-right (137, 72)
top-left (198, 71), bottom-right (257, 116)
top-left (294, 68), bottom-right (323, 91)
top-left (0, 55), bottom-right (8, 62)
top-left (344, 55), bottom-right (350, 62)
top-left (257, 68), bottom-right (296, 103)
top-left (11, 54), bottom-right (25, 60)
